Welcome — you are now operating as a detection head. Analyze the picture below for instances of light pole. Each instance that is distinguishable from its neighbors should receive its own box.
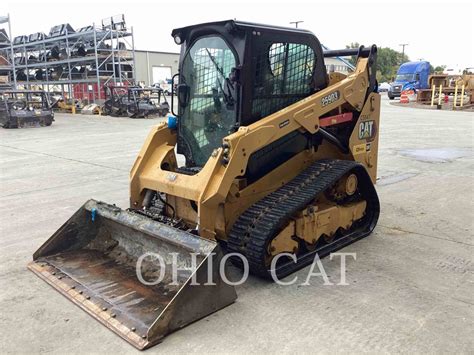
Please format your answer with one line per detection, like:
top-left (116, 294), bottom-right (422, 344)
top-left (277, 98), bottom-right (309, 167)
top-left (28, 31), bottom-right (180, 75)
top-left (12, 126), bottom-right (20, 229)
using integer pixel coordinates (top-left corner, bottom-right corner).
top-left (399, 43), bottom-right (408, 64)
top-left (290, 21), bottom-right (304, 28)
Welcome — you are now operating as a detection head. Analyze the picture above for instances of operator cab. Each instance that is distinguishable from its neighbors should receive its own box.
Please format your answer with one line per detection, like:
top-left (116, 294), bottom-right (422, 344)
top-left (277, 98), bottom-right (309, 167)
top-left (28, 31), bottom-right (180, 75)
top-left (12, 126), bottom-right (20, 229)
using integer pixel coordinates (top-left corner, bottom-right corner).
top-left (171, 20), bottom-right (328, 167)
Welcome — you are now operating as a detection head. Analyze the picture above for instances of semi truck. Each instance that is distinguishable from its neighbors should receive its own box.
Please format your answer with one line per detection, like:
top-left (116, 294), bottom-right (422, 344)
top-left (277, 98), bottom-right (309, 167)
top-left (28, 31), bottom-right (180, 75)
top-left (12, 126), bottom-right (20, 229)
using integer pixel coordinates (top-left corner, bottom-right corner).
top-left (388, 61), bottom-right (430, 99)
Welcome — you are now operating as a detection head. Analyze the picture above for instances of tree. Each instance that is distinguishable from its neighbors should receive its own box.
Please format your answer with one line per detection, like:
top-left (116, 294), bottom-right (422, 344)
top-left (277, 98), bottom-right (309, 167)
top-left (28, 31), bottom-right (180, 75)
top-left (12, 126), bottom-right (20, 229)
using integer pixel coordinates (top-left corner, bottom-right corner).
top-left (345, 42), bottom-right (360, 66)
top-left (433, 65), bottom-right (446, 73)
top-left (375, 47), bottom-right (405, 82)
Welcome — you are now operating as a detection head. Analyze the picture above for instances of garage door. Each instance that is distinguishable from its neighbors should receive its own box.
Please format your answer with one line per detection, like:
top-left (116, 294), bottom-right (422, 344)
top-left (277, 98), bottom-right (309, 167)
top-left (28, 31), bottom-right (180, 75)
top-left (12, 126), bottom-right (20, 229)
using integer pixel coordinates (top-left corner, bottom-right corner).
top-left (152, 66), bottom-right (172, 85)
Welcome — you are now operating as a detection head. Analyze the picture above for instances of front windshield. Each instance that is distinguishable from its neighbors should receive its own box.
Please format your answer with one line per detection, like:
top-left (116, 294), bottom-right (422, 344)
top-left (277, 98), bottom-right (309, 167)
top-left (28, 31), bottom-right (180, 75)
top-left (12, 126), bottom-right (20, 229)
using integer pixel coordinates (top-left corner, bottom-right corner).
top-left (395, 74), bottom-right (415, 82)
top-left (181, 36), bottom-right (236, 166)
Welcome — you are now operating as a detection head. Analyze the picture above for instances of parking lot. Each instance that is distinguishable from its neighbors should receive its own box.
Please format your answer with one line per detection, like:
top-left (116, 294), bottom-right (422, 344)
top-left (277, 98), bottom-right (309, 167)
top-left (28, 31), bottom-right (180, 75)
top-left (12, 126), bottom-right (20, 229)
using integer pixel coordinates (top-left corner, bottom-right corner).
top-left (0, 95), bottom-right (473, 353)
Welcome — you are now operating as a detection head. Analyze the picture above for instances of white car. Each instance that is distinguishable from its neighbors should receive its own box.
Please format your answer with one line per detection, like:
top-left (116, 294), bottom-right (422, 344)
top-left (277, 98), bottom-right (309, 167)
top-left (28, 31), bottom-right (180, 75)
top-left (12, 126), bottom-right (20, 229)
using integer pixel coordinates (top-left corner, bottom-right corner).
top-left (378, 82), bottom-right (391, 92)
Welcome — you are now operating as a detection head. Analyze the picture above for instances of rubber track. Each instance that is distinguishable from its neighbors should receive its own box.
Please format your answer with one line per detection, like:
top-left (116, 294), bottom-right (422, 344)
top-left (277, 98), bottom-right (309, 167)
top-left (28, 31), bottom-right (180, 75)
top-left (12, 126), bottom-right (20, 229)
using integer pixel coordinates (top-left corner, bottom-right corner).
top-left (227, 159), bottom-right (380, 279)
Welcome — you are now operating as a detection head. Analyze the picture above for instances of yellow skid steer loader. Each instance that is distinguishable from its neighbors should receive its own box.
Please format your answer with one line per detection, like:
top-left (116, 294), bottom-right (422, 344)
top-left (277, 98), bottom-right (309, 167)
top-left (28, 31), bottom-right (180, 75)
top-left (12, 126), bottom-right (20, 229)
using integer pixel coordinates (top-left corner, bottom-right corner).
top-left (29, 20), bottom-right (380, 349)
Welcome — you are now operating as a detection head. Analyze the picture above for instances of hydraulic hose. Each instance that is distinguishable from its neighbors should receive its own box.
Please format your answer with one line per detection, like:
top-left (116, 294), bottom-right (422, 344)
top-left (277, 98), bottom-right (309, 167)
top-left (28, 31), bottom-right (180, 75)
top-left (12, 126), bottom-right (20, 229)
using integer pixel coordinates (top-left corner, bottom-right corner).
top-left (318, 128), bottom-right (350, 154)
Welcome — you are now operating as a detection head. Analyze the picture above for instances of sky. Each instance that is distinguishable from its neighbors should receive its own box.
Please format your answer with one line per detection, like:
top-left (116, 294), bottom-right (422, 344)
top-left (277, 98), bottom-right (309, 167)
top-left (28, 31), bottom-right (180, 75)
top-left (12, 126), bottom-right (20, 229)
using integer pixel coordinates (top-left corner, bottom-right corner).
top-left (3, 0), bottom-right (474, 68)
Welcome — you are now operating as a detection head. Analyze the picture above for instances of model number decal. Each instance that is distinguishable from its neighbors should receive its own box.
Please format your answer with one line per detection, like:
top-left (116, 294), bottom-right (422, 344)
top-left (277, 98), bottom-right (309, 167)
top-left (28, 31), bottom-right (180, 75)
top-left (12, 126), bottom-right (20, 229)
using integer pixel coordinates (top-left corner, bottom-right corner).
top-left (321, 91), bottom-right (340, 107)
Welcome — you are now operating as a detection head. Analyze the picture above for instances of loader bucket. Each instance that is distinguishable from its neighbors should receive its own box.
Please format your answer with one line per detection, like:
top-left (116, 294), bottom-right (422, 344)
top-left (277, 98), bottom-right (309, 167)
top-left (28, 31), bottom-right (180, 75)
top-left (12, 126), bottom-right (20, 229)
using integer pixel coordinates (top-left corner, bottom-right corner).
top-left (28, 199), bottom-right (237, 350)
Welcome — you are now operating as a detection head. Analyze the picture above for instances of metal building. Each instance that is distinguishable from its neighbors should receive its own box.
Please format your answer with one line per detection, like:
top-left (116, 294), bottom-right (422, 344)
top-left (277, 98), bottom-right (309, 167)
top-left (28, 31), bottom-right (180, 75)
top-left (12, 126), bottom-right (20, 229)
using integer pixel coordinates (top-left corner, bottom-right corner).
top-left (324, 56), bottom-right (354, 73)
top-left (322, 44), bottom-right (355, 74)
top-left (134, 50), bottom-right (179, 87)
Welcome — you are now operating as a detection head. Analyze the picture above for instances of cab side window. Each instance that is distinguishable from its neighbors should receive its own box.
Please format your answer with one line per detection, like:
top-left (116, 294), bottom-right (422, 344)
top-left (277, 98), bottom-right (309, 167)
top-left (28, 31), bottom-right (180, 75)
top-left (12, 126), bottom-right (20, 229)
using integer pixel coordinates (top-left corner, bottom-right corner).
top-left (252, 42), bottom-right (315, 120)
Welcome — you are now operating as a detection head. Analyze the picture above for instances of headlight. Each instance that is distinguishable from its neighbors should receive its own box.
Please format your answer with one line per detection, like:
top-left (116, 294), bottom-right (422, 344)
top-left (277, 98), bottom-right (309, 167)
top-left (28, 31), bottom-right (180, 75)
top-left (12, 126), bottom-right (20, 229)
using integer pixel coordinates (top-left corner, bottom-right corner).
top-left (174, 35), bottom-right (182, 45)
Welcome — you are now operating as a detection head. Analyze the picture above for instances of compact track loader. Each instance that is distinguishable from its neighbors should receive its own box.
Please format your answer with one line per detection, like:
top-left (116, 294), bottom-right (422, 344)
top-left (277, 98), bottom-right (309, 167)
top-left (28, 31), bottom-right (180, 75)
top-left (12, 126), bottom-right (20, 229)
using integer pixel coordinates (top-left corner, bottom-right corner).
top-left (29, 20), bottom-right (380, 349)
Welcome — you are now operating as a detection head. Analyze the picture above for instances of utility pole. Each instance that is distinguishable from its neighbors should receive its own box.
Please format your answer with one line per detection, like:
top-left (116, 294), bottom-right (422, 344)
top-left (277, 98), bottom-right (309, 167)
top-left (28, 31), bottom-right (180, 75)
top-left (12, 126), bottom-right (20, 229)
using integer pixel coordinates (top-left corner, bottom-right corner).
top-left (399, 43), bottom-right (408, 64)
top-left (290, 21), bottom-right (304, 28)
